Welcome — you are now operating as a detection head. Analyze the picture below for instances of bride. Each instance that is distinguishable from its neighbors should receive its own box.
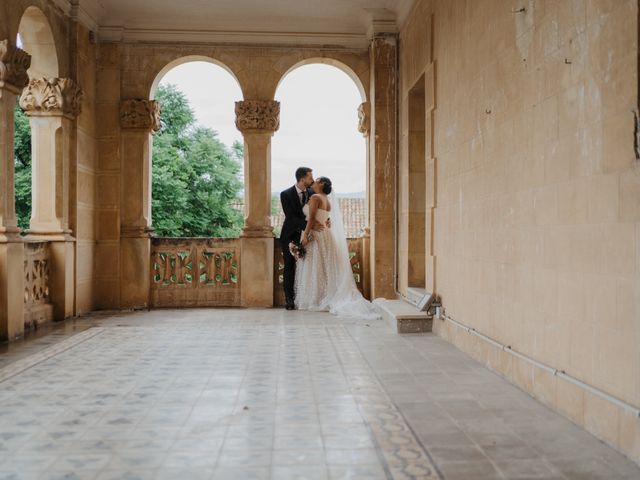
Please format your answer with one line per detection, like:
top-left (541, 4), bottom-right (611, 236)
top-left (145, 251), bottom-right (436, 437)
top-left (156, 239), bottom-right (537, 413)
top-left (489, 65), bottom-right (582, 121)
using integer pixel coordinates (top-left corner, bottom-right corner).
top-left (294, 176), bottom-right (379, 320)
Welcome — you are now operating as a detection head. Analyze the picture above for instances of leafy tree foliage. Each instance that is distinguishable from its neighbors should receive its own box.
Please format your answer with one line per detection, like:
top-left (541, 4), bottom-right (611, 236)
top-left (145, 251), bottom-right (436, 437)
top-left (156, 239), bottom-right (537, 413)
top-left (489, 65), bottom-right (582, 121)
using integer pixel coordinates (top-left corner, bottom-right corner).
top-left (14, 103), bottom-right (31, 231)
top-left (152, 84), bottom-right (244, 237)
top-left (271, 194), bottom-right (282, 237)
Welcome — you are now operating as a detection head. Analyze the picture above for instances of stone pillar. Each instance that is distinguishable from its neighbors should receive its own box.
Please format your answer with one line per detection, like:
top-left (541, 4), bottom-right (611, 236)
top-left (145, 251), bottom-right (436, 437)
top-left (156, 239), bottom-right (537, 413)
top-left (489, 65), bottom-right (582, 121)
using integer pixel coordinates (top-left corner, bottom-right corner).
top-left (358, 102), bottom-right (372, 300)
top-left (19, 76), bottom-right (82, 322)
top-left (358, 101), bottom-right (371, 227)
top-left (119, 99), bottom-right (160, 309)
top-left (0, 40), bottom-right (30, 340)
top-left (235, 100), bottom-right (279, 307)
top-left (369, 34), bottom-right (398, 298)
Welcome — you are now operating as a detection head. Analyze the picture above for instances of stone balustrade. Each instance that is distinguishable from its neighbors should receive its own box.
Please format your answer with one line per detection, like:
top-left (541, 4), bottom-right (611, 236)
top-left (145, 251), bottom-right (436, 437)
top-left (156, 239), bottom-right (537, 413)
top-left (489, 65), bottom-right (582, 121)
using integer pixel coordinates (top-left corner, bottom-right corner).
top-left (150, 236), bottom-right (369, 308)
top-left (150, 237), bottom-right (241, 307)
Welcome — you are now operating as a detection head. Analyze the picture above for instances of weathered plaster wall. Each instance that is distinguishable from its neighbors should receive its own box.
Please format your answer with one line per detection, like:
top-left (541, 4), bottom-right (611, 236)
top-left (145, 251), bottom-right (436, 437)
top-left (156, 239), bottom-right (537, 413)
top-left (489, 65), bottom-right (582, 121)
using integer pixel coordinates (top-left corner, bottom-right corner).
top-left (74, 22), bottom-right (97, 314)
top-left (94, 42), bottom-right (121, 308)
top-left (400, 0), bottom-right (640, 463)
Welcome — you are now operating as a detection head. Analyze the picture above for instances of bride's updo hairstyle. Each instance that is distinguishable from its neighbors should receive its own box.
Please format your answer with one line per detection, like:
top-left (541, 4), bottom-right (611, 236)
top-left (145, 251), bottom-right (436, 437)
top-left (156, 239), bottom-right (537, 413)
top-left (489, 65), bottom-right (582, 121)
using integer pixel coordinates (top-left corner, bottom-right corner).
top-left (318, 176), bottom-right (332, 194)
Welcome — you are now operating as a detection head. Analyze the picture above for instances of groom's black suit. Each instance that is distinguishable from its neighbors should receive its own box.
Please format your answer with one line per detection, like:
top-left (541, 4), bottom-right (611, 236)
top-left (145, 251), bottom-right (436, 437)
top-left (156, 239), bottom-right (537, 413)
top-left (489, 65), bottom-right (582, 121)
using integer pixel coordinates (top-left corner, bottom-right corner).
top-left (280, 185), bottom-right (313, 305)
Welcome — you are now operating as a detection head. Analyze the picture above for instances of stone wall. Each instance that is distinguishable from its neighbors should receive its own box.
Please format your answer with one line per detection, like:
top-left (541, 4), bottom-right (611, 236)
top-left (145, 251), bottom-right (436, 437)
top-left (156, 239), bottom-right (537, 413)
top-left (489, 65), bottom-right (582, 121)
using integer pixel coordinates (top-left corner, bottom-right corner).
top-left (74, 22), bottom-right (97, 314)
top-left (399, 0), bottom-right (640, 463)
top-left (94, 42), bottom-right (121, 308)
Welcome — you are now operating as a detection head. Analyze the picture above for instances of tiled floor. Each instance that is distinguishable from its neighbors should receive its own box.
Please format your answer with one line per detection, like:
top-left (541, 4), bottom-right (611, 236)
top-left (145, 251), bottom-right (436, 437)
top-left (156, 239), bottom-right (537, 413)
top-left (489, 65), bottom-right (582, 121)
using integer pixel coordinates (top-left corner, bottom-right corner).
top-left (0, 309), bottom-right (638, 480)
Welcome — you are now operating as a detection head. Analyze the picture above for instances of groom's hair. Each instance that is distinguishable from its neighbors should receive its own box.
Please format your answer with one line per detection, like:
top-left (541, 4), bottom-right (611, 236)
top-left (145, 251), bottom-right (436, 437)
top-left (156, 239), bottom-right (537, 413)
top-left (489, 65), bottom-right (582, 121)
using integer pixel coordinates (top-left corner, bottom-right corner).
top-left (295, 167), bottom-right (312, 181)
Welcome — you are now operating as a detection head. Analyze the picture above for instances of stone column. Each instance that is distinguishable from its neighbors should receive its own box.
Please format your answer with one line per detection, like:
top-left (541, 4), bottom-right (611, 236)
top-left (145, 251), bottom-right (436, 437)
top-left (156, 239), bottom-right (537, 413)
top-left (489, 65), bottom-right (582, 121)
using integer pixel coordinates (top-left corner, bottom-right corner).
top-left (358, 101), bottom-right (372, 300)
top-left (0, 40), bottom-right (30, 340)
top-left (235, 100), bottom-right (279, 307)
top-left (119, 99), bottom-right (160, 309)
top-left (358, 101), bottom-right (371, 223)
top-left (19, 76), bottom-right (82, 322)
top-left (369, 34), bottom-right (398, 298)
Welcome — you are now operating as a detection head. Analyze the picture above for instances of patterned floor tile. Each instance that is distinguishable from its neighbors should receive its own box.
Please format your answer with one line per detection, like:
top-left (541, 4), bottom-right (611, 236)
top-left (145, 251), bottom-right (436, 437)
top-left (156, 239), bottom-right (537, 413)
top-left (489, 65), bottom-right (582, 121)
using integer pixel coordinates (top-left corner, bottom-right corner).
top-left (1, 310), bottom-right (638, 479)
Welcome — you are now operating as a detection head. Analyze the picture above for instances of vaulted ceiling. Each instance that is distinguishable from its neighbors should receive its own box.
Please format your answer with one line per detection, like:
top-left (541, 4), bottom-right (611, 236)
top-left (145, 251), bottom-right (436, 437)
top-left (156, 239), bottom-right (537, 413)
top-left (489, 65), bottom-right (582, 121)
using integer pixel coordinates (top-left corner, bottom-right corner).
top-left (63, 0), bottom-right (413, 47)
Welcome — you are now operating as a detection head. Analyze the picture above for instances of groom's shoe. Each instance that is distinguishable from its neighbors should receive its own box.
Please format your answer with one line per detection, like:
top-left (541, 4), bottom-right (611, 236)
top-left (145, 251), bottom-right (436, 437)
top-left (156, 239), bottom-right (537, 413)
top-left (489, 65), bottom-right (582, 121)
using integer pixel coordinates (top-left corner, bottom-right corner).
top-left (285, 300), bottom-right (295, 310)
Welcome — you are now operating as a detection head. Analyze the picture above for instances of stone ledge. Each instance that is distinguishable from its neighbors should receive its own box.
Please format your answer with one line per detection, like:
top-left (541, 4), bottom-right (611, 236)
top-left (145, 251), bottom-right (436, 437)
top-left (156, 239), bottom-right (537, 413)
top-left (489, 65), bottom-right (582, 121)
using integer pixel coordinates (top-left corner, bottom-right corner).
top-left (405, 286), bottom-right (427, 306)
top-left (373, 298), bottom-right (432, 334)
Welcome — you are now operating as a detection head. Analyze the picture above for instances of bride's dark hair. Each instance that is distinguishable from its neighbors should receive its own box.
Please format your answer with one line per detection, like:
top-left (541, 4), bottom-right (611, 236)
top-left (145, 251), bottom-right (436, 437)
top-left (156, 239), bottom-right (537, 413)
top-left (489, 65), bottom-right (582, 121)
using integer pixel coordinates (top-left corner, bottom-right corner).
top-left (317, 176), bottom-right (332, 194)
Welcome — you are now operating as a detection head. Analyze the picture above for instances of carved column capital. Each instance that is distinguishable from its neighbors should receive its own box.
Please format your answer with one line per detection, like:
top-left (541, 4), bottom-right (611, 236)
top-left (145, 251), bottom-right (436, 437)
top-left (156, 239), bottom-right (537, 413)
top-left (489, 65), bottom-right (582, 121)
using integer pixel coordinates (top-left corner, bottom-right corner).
top-left (19, 77), bottom-right (83, 118)
top-left (0, 39), bottom-right (31, 93)
top-left (120, 99), bottom-right (161, 132)
top-left (235, 100), bottom-right (280, 133)
top-left (358, 101), bottom-right (371, 137)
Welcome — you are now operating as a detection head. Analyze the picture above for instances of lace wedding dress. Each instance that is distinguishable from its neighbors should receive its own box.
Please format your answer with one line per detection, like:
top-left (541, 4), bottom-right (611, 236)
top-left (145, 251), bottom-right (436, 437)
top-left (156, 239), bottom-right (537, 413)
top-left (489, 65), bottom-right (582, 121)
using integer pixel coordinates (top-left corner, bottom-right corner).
top-left (294, 195), bottom-right (379, 320)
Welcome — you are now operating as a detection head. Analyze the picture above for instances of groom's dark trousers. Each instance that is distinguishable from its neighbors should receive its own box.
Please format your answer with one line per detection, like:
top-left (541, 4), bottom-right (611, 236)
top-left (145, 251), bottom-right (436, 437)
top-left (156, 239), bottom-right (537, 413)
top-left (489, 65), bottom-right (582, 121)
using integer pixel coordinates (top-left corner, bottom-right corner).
top-left (279, 185), bottom-right (311, 304)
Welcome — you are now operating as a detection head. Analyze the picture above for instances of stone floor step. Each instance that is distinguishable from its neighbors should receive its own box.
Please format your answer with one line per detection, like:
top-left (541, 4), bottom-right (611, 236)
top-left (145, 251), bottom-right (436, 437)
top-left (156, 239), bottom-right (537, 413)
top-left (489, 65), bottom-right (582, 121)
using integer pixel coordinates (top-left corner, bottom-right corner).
top-left (405, 287), bottom-right (427, 306)
top-left (373, 298), bottom-right (432, 334)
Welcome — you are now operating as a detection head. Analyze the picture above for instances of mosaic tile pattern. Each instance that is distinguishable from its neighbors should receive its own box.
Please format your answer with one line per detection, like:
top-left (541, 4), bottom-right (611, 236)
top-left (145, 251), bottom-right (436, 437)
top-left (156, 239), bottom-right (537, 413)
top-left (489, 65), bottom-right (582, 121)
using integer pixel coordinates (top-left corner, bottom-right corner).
top-left (328, 327), bottom-right (439, 479)
top-left (0, 314), bottom-right (438, 480)
top-left (0, 328), bottom-right (104, 383)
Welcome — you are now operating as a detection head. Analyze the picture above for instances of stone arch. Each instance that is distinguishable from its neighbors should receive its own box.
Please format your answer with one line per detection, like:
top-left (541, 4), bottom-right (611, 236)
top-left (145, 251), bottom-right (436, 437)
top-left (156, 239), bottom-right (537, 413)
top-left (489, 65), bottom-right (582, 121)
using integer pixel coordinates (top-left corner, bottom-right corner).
top-left (275, 57), bottom-right (367, 103)
top-left (141, 55), bottom-right (245, 243)
top-left (149, 55), bottom-right (244, 99)
top-left (271, 54), bottom-right (370, 233)
top-left (17, 5), bottom-right (58, 79)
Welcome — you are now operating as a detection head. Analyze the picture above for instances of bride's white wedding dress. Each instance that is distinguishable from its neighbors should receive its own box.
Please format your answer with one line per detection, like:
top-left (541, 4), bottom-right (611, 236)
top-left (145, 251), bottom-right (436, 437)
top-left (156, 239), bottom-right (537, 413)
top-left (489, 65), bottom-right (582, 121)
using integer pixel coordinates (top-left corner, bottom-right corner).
top-left (294, 197), bottom-right (379, 320)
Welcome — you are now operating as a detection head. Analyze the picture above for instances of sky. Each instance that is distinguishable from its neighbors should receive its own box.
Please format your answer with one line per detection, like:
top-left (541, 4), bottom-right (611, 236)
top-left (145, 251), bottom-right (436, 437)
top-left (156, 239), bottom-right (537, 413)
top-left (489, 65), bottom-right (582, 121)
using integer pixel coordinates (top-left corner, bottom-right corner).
top-left (158, 62), bottom-right (366, 195)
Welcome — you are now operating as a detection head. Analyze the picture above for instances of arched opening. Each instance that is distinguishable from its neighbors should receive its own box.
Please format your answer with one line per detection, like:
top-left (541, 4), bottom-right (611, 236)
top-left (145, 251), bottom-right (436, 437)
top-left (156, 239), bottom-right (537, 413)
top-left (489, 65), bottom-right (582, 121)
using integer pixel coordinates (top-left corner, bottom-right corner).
top-left (272, 63), bottom-right (367, 236)
top-left (272, 62), bottom-right (369, 303)
top-left (15, 7), bottom-right (59, 232)
top-left (276, 58), bottom-right (366, 103)
top-left (149, 59), bottom-right (244, 237)
top-left (17, 7), bottom-right (59, 79)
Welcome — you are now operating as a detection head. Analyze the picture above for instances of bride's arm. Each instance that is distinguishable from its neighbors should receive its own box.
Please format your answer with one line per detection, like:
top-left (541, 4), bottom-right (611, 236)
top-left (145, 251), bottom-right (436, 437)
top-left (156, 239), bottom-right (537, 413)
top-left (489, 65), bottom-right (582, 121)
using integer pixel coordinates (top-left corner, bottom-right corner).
top-left (313, 220), bottom-right (326, 230)
top-left (301, 196), bottom-right (319, 246)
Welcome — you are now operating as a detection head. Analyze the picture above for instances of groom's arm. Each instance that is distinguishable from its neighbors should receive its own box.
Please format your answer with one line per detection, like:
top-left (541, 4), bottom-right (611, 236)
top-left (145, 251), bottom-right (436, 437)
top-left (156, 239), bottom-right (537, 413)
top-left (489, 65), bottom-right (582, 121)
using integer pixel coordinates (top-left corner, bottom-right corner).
top-left (280, 191), bottom-right (306, 232)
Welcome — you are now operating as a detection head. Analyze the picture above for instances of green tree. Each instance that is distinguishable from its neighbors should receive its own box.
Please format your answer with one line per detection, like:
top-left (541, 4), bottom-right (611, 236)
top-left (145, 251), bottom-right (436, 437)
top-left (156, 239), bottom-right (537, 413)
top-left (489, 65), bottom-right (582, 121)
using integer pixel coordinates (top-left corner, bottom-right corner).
top-left (156, 84), bottom-right (195, 137)
top-left (271, 194), bottom-right (282, 237)
top-left (149, 133), bottom-right (190, 236)
top-left (231, 140), bottom-right (244, 164)
top-left (152, 84), bottom-right (244, 237)
top-left (14, 103), bottom-right (31, 231)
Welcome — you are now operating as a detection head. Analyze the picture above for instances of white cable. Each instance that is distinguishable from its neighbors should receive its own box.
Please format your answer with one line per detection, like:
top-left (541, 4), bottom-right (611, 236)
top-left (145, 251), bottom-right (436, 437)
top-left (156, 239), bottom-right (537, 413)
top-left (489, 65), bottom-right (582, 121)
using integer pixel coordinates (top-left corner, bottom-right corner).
top-left (441, 312), bottom-right (640, 418)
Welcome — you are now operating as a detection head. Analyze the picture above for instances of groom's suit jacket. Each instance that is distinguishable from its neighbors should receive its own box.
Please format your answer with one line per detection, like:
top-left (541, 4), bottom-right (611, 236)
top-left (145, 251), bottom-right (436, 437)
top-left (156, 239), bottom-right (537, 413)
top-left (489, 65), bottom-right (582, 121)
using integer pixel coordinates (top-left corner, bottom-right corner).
top-left (279, 185), bottom-right (313, 245)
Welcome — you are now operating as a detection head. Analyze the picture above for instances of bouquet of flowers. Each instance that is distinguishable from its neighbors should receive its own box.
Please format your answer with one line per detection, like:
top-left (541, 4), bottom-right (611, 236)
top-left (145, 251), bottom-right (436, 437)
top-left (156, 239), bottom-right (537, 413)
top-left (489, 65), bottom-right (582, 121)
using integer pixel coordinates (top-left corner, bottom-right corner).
top-left (289, 232), bottom-right (314, 259)
top-left (289, 241), bottom-right (306, 259)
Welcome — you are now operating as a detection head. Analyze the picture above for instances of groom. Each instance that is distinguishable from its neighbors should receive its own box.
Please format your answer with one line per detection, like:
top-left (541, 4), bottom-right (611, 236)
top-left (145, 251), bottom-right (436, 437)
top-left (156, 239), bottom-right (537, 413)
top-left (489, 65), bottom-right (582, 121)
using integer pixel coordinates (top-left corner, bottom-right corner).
top-left (280, 167), bottom-right (315, 310)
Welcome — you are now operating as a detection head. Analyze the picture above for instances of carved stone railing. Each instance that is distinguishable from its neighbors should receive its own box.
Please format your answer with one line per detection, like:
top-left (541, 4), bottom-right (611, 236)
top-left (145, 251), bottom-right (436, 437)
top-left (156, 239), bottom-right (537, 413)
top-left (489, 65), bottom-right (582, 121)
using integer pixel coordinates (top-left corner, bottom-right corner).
top-left (348, 237), bottom-right (366, 293)
top-left (150, 238), bottom-right (240, 307)
top-left (23, 242), bottom-right (54, 329)
top-left (273, 237), bottom-right (369, 307)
